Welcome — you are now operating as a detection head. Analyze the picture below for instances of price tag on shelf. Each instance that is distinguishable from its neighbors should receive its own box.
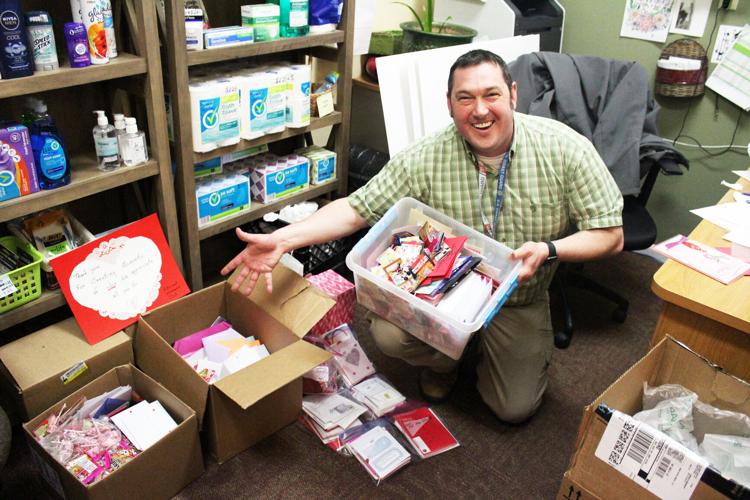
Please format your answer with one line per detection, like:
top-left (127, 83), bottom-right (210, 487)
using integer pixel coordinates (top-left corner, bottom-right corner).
top-left (316, 92), bottom-right (335, 117)
top-left (0, 275), bottom-right (18, 299)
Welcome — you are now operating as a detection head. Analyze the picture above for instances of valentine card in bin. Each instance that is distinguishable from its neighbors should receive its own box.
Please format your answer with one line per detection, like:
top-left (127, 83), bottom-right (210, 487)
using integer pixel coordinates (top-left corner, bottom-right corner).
top-left (346, 198), bottom-right (521, 360)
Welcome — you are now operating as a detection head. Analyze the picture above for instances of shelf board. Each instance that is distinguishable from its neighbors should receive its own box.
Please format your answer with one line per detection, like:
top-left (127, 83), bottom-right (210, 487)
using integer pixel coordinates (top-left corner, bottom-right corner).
top-left (353, 76), bottom-right (380, 92)
top-left (0, 289), bottom-right (67, 331)
top-left (0, 157), bottom-right (160, 222)
top-left (187, 31), bottom-right (345, 66)
top-left (198, 180), bottom-right (339, 240)
top-left (0, 53), bottom-right (147, 99)
top-left (193, 112), bottom-right (342, 163)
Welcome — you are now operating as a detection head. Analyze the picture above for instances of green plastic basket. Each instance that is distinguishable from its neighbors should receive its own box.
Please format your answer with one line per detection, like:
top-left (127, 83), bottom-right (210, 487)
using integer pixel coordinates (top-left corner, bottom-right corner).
top-left (0, 236), bottom-right (43, 314)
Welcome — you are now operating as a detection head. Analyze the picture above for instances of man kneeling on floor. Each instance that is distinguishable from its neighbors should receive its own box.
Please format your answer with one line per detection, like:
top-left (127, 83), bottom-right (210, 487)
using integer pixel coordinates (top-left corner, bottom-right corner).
top-left (221, 49), bottom-right (623, 424)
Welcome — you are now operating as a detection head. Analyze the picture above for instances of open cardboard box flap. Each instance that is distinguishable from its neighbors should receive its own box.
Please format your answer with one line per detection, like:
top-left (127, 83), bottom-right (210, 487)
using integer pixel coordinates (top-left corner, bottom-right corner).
top-left (214, 340), bottom-right (330, 409)
top-left (230, 264), bottom-right (336, 338)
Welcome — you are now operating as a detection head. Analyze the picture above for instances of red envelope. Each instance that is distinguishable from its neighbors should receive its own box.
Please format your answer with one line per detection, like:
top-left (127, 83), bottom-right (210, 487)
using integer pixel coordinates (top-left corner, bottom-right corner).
top-left (421, 236), bottom-right (467, 287)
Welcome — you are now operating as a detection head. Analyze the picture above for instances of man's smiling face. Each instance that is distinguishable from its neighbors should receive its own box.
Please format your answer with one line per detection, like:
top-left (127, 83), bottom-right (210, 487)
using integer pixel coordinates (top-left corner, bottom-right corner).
top-left (447, 62), bottom-right (517, 157)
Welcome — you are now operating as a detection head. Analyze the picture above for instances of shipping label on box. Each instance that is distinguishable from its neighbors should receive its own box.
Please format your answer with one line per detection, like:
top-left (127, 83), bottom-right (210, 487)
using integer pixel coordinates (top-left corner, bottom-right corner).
top-left (594, 410), bottom-right (707, 500)
top-left (307, 270), bottom-right (356, 337)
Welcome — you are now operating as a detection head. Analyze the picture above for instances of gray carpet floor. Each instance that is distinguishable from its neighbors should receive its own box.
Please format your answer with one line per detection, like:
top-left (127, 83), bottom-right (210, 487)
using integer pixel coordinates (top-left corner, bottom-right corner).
top-left (0, 251), bottom-right (662, 499)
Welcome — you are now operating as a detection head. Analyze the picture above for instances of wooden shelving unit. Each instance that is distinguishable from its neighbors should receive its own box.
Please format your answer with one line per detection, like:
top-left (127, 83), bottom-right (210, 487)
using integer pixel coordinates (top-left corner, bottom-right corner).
top-left (164, 0), bottom-right (355, 289)
top-left (0, 0), bottom-right (181, 331)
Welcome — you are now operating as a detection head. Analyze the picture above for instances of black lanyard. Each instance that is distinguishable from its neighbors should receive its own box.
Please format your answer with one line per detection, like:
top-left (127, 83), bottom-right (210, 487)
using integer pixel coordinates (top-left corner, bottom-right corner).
top-left (476, 152), bottom-right (510, 238)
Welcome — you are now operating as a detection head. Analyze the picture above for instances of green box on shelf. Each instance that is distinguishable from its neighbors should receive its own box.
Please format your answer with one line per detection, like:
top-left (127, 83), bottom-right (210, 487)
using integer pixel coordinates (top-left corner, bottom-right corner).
top-left (368, 30), bottom-right (403, 56)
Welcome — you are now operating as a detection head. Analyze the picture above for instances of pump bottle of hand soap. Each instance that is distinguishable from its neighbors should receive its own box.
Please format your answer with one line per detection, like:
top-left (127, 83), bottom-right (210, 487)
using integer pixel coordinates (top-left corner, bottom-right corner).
top-left (118, 117), bottom-right (148, 167)
top-left (92, 110), bottom-right (120, 171)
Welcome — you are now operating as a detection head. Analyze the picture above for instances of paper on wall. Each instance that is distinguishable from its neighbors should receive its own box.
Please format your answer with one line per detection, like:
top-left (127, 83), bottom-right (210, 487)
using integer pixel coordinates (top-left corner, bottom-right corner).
top-left (706, 25), bottom-right (750, 111)
top-left (711, 25), bottom-right (744, 63)
top-left (620, 0), bottom-right (673, 43)
top-left (668, 0), bottom-right (712, 38)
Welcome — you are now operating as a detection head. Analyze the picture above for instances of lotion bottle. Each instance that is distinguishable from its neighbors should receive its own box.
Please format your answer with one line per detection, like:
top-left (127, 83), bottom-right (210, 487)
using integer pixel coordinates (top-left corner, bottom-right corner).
top-left (118, 117), bottom-right (148, 167)
top-left (92, 110), bottom-right (119, 171)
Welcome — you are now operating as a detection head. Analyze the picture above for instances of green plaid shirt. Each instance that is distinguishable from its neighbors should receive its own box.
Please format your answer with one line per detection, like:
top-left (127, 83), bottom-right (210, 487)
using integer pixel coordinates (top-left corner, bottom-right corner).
top-left (348, 112), bottom-right (623, 306)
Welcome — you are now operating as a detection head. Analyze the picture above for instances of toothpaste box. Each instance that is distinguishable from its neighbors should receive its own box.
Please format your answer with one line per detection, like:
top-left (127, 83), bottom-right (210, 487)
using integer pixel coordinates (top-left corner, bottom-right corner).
top-left (295, 145), bottom-right (336, 184)
top-left (196, 174), bottom-right (251, 226)
top-left (241, 4), bottom-right (280, 42)
top-left (0, 124), bottom-right (40, 202)
top-left (204, 26), bottom-right (254, 49)
top-left (249, 154), bottom-right (309, 203)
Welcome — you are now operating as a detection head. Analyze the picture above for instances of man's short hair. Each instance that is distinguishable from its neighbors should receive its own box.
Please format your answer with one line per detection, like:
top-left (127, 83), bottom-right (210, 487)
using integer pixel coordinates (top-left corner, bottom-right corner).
top-left (447, 49), bottom-right (513, 96)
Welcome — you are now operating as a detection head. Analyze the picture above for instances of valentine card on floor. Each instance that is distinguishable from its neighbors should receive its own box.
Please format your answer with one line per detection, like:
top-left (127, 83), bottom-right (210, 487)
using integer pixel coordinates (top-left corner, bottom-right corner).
top-left (51, 214), bottom-right (189, 344)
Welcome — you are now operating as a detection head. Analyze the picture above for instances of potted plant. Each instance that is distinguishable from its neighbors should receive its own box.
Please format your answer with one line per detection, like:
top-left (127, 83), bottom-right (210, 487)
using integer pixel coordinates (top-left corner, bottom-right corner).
top-left (395, 0), bottom-right (477, 52)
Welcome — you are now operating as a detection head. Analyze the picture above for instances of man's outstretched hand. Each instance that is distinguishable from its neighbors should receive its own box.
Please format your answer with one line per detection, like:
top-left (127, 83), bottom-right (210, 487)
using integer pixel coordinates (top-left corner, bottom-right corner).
top-left (221, 227), bottom-right (287, 296)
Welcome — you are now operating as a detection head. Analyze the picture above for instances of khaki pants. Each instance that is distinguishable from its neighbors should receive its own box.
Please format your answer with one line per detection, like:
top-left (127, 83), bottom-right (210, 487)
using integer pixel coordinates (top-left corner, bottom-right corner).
top-left (369, 296), bottom-right (553, 423)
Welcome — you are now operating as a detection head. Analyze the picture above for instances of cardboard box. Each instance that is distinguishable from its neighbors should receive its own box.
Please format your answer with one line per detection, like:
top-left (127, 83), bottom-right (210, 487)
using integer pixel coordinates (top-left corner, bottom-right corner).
top-left (306, 269), bottom-right (356, 337)
top-left (557, 470), bottom-right (599, 500)
top-left (23, 364), bottom-right (204, 500)
top-left (564, 336), bottom-right (750, 499)
top-left (0, 317), bottom-right (132, 421)
top-left (135, 265), bottom-right (334, 463)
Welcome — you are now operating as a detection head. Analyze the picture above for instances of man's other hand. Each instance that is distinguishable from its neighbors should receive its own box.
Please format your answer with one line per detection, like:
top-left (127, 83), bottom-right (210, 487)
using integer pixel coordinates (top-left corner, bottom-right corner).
top-left (221, 228), bottom-right (286, 296)
top-left (511, 241), bottom-right (549, 283)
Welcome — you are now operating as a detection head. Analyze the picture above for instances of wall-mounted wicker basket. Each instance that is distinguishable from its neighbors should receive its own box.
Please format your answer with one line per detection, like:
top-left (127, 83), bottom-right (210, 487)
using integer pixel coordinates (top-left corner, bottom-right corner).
top-left (655, 39), bottom-right (708, 98)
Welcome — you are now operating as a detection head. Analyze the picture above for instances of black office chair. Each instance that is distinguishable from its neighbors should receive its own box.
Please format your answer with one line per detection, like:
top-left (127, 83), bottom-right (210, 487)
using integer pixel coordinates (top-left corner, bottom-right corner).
top-left (508, 52), bottom-right (688, 349)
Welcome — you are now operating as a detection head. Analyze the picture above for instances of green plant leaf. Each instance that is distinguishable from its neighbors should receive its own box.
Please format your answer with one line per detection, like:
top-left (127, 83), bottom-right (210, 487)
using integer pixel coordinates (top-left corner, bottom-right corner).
top-left (392, 1), bottom-right (425, 32)
top-left (426, 0), bottom-right (433, 33)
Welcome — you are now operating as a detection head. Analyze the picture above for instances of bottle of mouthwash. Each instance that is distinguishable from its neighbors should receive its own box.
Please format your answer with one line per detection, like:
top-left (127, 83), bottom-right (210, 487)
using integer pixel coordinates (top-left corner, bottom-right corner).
top-left (273, 0), bottom-right (309, 37)
top-left (30, 103), bottom-right (71, 190)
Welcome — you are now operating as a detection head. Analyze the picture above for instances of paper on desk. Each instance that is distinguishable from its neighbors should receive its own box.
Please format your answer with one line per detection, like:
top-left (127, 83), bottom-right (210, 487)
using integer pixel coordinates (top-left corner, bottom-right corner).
top-left (724, 229), bottom-right (750, 248)
top-left (733, 170), bottom-right (750, 183)
top-left (691, 202), bottom-right (750, 232)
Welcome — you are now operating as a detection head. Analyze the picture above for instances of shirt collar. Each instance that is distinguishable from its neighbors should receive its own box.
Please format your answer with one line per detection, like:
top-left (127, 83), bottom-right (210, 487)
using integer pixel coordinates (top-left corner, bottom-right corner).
top-left (458, 112), bottom-right (518, 169)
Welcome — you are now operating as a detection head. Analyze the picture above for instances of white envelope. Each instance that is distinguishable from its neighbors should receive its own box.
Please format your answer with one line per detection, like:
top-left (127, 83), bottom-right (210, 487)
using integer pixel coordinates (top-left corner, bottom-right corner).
top-left (202, 328), bottom-right (245, 363)
top-left (219, 344), bottom-right (270, 378)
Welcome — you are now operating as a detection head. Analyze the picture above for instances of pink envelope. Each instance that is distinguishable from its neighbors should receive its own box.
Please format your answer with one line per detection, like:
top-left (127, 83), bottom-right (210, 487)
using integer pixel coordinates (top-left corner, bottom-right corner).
top-left (173, 321), bottom-right (232, 356)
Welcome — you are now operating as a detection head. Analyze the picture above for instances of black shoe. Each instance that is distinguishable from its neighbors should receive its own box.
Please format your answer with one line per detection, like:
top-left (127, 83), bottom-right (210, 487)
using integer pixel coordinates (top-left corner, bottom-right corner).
top-left (418, 368), bottom-right (458, 404)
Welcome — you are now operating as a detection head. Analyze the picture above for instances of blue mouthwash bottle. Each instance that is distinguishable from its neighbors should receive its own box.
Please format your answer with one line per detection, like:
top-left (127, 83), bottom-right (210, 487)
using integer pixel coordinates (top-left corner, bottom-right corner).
top-left (30, 101), bottom-right (71, 189)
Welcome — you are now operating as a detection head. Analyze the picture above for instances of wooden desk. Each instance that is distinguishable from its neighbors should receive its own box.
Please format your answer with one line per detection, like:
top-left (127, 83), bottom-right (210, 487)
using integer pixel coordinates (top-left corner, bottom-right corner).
top-left (651, 172), bottom-right (750, 380)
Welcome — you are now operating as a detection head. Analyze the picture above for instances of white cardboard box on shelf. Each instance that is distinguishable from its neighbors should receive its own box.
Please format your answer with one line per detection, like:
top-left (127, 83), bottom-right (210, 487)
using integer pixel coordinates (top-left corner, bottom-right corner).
top-left (345, 197), bottom-right (521, 360)
top-left (134, 265), bottom-right (334, 463)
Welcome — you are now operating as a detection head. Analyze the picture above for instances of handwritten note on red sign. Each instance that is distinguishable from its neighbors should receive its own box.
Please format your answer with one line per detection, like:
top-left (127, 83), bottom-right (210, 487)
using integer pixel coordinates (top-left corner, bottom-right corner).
top-left (51, 214), bottom-right (189, 344)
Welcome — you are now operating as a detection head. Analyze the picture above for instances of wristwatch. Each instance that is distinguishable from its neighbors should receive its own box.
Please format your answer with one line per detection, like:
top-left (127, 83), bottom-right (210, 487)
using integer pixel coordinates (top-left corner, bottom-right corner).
top-left (543, 241), bottom-right (557, 264)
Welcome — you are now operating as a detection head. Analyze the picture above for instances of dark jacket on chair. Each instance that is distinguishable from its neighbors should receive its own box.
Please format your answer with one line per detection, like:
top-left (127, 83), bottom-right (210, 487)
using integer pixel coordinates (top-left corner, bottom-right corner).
top-left (508, 52), bottom-right (687, 197)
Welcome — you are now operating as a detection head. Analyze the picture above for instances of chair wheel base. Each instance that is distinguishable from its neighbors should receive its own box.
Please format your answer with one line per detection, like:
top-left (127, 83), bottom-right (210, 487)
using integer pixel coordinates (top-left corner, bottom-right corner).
top-left (554, 330), bottom-right (572, 349)
top-left (612, 306), bottom-right (628, 323)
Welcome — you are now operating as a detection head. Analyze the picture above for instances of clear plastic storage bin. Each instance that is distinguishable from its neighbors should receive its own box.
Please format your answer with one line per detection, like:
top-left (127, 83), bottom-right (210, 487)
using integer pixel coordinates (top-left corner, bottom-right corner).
top-left (346, 197), bottom-right (521, 360)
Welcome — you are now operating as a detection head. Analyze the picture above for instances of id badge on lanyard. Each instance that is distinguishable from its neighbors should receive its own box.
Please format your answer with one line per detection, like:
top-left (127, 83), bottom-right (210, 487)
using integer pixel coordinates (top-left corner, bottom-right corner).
top-left (477, 152), bottom-right (510, 238)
